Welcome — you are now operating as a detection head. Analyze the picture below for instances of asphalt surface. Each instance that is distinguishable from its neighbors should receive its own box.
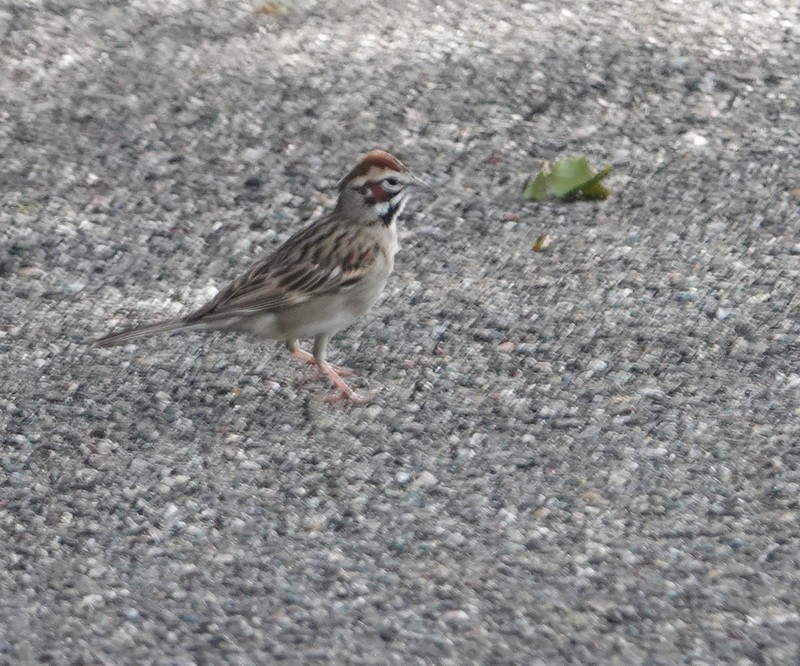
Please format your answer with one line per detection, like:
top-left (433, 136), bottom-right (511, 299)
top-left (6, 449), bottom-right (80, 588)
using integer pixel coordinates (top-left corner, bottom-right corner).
top-left (2, 0), bottom-right (800, 663)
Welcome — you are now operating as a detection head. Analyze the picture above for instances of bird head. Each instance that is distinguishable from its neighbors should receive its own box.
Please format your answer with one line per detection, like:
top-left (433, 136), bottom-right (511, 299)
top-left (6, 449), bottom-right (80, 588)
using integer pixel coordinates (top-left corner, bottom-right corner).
top-left (336, 150), bottom-right (421, 226)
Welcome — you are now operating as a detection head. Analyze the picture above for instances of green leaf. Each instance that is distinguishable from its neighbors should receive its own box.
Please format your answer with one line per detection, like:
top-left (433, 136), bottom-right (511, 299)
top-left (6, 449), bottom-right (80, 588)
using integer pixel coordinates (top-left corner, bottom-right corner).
top-left (577, 165), bottom-right (613, 200)
top-left (524, 158), bottom-right (612, 201)
top-left (523, 167), bottom-right (550, 201)
top-left (547, 157), bottom-right (596, 197)
top-left (532, 233), bottom-right (554, 252)
top-left (579, 180), bottom-right (611, 200)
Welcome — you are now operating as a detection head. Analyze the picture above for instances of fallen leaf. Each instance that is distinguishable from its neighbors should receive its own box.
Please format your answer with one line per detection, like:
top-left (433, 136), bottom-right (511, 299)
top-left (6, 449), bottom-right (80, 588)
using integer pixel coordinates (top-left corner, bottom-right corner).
top-left (532, 233), bottom-right (554, 252)
top-left (524, 157), bottom-right (612, 201)
top-left (256, 1), bottom-right (283, 15)
top-left (524, 166), bottom-right (550, 201)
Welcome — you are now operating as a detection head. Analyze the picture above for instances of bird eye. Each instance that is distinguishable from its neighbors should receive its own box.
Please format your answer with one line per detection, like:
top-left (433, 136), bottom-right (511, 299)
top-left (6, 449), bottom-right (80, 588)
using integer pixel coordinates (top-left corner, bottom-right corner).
top-left (384, 177), bottom-right (400, 187)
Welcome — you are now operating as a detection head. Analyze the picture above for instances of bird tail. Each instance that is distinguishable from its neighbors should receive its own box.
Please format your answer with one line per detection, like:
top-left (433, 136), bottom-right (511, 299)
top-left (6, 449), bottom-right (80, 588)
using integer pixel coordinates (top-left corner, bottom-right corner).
top-left (93, 317), bottom-right (203, 347)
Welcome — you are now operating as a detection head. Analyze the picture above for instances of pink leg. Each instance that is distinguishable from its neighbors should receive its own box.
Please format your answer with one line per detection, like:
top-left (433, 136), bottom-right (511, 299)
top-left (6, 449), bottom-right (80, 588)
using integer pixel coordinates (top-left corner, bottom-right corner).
top-left (289, 346), bottom-right (315, 364)
top-left (286, 341), bottom-right (353, 376)
top-left (318, 362), bottom-right (371, 405)
top-left (285, 338), bottom-right (367, 403)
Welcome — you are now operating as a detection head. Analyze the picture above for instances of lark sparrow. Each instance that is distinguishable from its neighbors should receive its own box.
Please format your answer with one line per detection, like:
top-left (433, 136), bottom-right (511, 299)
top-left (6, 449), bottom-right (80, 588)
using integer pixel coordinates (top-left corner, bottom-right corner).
top-left (94, 150), bottom-right (418, 404)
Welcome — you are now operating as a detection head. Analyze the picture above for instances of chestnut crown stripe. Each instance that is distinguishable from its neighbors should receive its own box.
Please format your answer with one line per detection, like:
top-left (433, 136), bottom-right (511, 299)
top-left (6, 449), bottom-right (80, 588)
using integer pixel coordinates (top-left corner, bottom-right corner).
top-left (339, 150), bottom-right (406, 190)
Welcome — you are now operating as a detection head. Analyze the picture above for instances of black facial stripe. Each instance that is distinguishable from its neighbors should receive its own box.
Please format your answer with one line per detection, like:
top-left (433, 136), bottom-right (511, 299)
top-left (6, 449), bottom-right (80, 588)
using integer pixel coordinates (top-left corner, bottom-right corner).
top-left (380, 200), bottom-right (402, 225)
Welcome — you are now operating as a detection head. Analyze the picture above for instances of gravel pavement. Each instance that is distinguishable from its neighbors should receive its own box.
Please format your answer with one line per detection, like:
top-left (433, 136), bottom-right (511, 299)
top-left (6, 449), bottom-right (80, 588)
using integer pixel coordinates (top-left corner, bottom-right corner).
top-left (2, 0), bottom-right (800, 663)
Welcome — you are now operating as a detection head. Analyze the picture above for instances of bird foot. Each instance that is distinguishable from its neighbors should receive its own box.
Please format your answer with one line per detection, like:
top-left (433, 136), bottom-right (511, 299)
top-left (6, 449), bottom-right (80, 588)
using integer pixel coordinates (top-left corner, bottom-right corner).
top-left (289, 345), bottom-right (365, 404)
top-left (291, 348), bottom-right (353, 376)
top-left (317, 362), bottom-right (371, 406)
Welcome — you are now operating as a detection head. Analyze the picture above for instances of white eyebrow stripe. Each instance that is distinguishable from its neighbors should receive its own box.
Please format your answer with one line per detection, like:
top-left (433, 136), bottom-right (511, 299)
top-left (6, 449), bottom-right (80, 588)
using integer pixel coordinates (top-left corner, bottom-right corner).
top-left (348, 167), bottom-right (404, 189)
top-left (383, 176), bottom-right (409, 191)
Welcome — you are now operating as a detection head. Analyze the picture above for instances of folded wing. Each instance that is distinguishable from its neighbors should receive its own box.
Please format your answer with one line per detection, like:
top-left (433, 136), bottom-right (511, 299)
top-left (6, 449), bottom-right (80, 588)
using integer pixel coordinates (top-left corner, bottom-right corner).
top-left (186, 219), bottom-right (380, 323)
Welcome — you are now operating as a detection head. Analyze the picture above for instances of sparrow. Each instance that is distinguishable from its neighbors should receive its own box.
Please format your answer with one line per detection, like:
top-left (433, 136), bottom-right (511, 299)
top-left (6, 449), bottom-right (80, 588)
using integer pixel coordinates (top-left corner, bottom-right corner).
top-left (94, 150), bottom-right (419, 404)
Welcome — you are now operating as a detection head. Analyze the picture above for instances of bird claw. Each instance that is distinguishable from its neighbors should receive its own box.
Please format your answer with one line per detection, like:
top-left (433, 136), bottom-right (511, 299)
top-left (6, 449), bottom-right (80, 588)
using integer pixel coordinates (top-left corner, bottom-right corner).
top-left (290, 346), bottom-right (364, 403)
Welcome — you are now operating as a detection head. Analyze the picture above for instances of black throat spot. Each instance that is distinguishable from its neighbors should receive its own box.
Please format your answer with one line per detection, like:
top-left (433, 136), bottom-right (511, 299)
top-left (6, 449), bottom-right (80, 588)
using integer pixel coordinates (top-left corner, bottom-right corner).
top-left (380, 201), bottom-right (401, 226)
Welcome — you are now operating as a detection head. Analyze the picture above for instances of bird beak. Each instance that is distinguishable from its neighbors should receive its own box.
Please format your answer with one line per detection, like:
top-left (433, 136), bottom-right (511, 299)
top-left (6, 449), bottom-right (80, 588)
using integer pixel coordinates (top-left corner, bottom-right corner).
top-left (407, 172), bottom-right (432, 190)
